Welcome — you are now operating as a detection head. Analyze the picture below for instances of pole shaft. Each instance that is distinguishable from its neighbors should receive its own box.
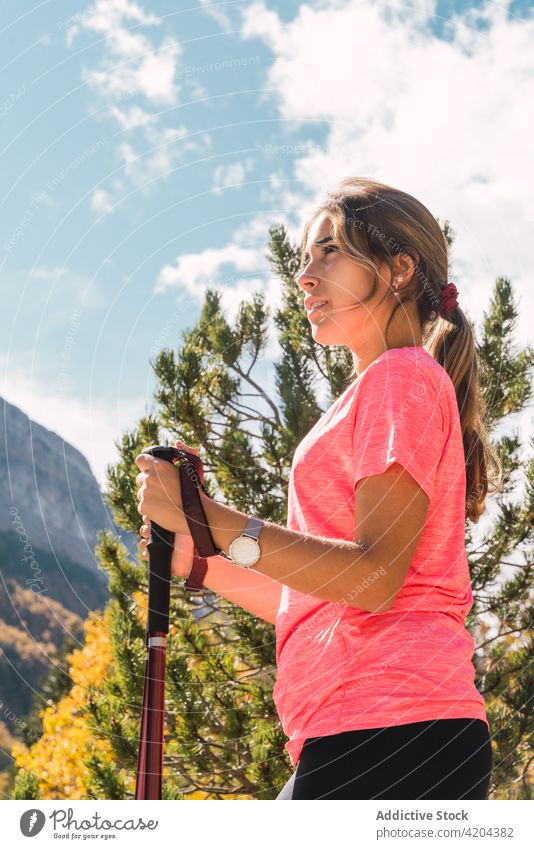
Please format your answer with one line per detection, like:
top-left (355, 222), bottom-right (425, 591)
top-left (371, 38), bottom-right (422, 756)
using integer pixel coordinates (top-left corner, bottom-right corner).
top-left (135, 634), bottom-right (167, 799)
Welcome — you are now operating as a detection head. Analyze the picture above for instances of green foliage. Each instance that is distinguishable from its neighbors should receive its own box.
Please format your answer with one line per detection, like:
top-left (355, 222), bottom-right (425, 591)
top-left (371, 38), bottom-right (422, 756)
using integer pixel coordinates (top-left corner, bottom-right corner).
top-left (463, 278), bottom-right (534, 798)
top-left (104, 416), bottom-right (161, 532)
top-left (82, 753), bottom-right (130, 801)
top-left (12, 769), bottom-right (40, 800)
top-left (162, 783), bottom-right (185, 800)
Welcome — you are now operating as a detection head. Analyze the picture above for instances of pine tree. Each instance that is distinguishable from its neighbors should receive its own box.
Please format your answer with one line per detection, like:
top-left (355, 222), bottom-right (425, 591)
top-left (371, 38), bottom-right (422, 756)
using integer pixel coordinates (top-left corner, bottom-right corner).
top-left (12, 224), bottom-right (533, 799)
top-left (465, 277), bottom-right (534, 798)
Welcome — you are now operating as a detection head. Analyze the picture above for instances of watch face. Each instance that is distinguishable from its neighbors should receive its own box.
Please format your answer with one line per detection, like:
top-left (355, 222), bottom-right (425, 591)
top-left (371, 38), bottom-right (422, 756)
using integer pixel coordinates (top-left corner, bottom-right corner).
top-left (229, 536), bottom-right (260, 567)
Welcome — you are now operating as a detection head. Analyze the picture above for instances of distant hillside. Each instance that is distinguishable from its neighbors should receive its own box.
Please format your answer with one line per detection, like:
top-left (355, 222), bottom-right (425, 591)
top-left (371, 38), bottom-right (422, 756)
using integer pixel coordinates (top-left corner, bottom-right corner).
top-left (0, 396), bottom-right (138, 745)
top-left (0, 396), bottom-right (135, 573)
top-left (0, 532), bottom-right (109, 616)
top-left (0, 577), bottom-right (83, 734)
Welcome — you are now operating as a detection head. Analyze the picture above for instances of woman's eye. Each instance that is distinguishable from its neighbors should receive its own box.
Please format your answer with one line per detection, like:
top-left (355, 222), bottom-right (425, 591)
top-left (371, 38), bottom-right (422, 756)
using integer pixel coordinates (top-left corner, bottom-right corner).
top-left (302, 245), bottom-right (337, 265)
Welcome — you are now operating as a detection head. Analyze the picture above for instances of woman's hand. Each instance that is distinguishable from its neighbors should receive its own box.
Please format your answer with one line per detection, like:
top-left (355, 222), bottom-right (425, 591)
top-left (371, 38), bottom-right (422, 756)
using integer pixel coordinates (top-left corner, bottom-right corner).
top-left (139, 516), bottom-right (195, 579)
top-left (134, 439), bottom-right (198, 534)
top-left (136, 440), bottom-right (201, 579)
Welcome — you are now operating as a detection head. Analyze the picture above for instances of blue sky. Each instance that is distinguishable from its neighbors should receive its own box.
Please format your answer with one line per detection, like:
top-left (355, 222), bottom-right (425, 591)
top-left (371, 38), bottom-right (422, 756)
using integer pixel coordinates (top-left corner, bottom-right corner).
top-left (1, 0), bottom-right (533, 486)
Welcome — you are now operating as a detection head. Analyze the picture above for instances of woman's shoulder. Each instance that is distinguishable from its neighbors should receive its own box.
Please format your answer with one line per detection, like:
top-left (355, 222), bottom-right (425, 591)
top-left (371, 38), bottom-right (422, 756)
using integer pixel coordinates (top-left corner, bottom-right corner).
top-left (359, 346), bottom-right (455, 397)
top-left (353, 346), bottom-right (456, 437)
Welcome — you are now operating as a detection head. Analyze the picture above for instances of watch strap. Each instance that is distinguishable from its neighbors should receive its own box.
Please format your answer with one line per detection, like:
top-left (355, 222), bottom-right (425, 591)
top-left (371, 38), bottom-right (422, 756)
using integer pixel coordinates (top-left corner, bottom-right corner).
top-left (242, 516), bottom-right (264, 542)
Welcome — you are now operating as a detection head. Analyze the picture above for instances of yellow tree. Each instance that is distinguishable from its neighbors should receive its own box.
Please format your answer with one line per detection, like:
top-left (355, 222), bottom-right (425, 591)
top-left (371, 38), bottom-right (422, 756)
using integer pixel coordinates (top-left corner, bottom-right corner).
top-left (12, 611), bottom-right (115, 799)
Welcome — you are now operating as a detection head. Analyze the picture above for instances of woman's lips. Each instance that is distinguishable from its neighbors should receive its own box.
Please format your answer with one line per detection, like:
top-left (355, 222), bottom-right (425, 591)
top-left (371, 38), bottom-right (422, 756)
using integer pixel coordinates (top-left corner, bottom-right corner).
top-left (307, 302), bottom-right (328, 318)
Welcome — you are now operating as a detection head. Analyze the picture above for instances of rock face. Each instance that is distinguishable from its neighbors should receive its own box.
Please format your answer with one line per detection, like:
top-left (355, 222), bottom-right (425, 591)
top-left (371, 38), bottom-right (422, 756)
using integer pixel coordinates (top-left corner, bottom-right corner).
top-left (0, 396), bottom-right (139, 739)
top-left (0, 396), bottom-right (135, 577)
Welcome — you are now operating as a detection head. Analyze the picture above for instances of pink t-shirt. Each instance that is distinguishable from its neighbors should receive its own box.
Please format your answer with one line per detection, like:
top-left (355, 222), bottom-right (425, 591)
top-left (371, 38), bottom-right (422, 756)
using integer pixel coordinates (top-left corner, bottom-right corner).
top-left (273, 346), bottom-right (489, 768)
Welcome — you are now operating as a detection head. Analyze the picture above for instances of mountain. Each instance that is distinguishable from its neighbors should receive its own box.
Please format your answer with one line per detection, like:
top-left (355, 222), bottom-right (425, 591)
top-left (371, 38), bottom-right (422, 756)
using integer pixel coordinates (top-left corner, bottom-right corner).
top-left (0, 396), bottom-right (135, 577)
top-left (0, 577), bottom-right (83, 770)
top-left (0, 396), bottom-right (137, 740)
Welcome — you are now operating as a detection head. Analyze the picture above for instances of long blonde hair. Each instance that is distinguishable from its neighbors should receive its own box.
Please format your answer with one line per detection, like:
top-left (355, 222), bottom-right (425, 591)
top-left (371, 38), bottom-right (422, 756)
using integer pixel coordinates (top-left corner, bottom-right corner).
top-left (300, 176), bottom-right (503, 523)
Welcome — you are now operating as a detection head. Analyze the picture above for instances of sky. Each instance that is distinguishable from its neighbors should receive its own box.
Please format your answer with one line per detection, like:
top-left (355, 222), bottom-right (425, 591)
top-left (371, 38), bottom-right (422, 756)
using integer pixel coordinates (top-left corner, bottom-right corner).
top-left (1, 0), bottom-right (533, 489)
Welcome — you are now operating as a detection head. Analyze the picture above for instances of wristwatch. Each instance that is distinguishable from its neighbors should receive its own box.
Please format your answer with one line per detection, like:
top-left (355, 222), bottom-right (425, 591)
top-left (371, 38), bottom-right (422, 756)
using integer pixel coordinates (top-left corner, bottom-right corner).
top-left (227, 517), bottom-right (264, 568)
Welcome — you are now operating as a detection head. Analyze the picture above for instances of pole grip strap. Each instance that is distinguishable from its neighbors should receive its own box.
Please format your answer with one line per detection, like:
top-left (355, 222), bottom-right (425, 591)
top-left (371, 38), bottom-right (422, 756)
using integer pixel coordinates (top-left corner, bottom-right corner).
top-left (142, 445), bottom-right (221, 599)
top-left (177, 450), bottom-right (221, 592)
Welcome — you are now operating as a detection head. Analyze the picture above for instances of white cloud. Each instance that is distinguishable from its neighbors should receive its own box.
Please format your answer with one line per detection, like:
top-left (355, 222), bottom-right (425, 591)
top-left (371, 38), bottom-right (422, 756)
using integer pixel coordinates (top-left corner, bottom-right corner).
top-left (106, 104), bottom-right (157, 131)
top-left (115, 125), bottom-right (212, 190)
top-left (240, 0), bottom-right (284, 46)
top-left (153, 228), bottom-right (287, 359)
top-left (232, 212), bottom-right (278, 245)
top-left (67, 0), bottom-right (180, 106)
top-left (66, 0), bottom-right (194, 204)
top-left (238, 0), bottom-right (534, 344)
top-left (134, 38), bottom-right (180, 105)
top-left (156, 243), bottom-right (265, 297)
top-left (211, 157), bottom-right (255, 195)
top-left (198, 0), bottom-right (234, 33)
top-left (91, 188), bottom-right (114, 214)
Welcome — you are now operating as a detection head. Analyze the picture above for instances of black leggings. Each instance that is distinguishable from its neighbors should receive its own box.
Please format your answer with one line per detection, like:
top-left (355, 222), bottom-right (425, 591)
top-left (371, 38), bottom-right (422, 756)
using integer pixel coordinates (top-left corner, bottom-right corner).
top-left (276, 718), bottom-right (492, 799)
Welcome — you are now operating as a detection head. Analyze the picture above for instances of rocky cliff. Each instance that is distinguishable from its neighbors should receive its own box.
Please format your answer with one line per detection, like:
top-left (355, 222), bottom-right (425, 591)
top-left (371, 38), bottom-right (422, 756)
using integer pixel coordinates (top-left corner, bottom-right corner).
top-left (0, 396), bottom-right (135, 580)
top-left (0, 396), bottom-right (138, 739)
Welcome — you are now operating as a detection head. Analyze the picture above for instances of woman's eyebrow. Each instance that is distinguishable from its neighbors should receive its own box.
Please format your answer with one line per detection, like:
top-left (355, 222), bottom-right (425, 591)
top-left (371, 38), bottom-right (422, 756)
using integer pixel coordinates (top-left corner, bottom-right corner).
top-left (303, 235), bottom-right (336, 260)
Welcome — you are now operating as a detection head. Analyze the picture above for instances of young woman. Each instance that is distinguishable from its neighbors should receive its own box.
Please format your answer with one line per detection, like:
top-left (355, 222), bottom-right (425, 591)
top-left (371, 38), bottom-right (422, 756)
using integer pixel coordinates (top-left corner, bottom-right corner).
top-left (135, 177), bottom-right (502, 800)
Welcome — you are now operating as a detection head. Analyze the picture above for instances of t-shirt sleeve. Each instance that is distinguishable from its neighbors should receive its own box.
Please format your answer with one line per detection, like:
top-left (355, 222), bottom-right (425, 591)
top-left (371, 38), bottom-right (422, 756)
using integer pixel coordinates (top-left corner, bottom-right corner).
top-left (351, 356), bottom-right (445, 503)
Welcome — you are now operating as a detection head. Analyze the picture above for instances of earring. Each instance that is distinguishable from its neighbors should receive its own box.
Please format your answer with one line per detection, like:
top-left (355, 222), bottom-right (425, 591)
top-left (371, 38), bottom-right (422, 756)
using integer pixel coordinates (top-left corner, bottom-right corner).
top-left (393, 275), bottom-right (403, 291)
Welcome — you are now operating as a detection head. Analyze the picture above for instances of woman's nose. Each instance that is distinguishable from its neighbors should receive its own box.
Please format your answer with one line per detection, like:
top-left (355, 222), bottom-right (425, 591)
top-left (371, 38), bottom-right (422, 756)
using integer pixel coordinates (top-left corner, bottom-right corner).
top-left (297, 268), bottom-right (318, 290)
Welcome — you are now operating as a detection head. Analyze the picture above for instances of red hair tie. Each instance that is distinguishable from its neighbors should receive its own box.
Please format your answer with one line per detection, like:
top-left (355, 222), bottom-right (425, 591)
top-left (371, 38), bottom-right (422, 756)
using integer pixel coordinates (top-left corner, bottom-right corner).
top-left (440, 281), bottom-right (459, 316)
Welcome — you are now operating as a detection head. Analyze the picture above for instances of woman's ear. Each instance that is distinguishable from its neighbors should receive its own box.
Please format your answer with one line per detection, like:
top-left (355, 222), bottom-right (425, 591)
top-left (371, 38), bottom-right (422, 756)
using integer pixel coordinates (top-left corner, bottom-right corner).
top-left (402, 249), bottom-right (420, 280)
top-left (392, 250), bottom-right (419, 286)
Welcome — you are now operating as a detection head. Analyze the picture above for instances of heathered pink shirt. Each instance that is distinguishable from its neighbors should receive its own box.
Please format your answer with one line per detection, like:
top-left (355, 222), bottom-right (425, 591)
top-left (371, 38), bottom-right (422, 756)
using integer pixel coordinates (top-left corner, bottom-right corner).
top-left (273, 346), bottom-right (488, 768)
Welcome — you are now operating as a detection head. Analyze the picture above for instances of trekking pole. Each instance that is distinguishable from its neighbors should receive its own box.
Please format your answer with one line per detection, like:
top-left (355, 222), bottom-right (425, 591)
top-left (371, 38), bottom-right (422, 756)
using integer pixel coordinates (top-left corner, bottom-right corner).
top-left (134, 444), bottom-right (222, 799)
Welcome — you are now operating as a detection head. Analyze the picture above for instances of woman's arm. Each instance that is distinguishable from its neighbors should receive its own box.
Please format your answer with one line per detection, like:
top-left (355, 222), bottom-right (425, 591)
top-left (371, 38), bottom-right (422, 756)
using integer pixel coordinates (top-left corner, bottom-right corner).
top-left (199, 461), bottom-right (429, 614)
top-left (198, 490), bottom-right (383, 612)
top-left (202, 554), bottom-right (283, 625)
top-left (135, 444), bottom-right (428, 614)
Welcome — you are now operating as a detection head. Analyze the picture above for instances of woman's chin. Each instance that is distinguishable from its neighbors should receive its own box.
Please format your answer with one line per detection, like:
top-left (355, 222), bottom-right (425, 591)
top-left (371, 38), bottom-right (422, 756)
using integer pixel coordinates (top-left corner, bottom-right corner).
top-left (310, 317), bottom-right (356, 348)
top-left (310, 322), bottom-right (338, 344)
top-left (308, 308), bottom-right (331, 327)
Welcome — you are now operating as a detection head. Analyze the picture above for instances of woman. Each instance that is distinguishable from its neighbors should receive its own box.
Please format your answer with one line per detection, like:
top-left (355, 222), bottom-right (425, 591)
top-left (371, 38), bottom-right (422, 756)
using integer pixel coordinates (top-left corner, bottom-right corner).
top-left (135, 177), bottom-right (502, 800)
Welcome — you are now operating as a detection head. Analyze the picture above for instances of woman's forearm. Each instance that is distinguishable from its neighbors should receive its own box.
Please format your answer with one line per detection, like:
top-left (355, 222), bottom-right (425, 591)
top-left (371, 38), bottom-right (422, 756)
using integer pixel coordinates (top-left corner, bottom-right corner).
top-left (199, 491), bottom-right (386, 613)
top-left (203, 554), bottom-right (282, 625)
